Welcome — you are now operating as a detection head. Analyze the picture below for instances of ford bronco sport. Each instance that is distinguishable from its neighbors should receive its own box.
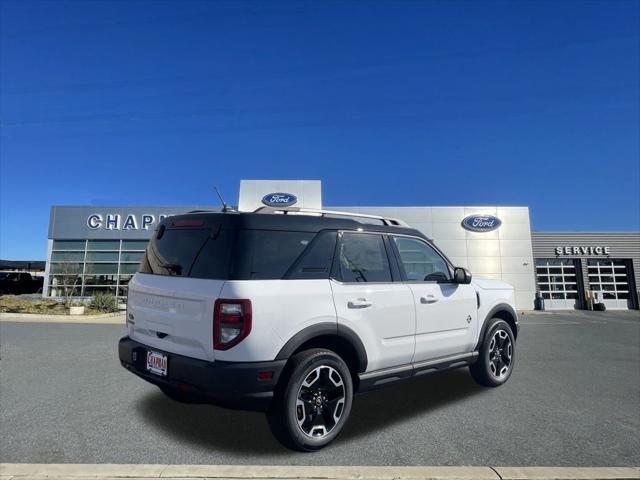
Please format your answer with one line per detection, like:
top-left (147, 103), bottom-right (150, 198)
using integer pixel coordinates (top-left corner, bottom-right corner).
top-left (119, 207), bottom-right (519, 451)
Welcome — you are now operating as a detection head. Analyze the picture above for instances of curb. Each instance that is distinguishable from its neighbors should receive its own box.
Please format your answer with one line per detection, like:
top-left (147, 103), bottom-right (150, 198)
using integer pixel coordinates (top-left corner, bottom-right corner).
top-left (0, 464), bottom-right (638, 480)
top-left (0, 312), bottom-right (125, 324)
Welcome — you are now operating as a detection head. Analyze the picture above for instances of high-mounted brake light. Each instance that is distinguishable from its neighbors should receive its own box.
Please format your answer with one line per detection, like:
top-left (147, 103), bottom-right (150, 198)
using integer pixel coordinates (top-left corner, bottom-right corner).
top-left (213, 299), bottom-right (252, 350)
top-left (171, 219), bottom-right (205, 228)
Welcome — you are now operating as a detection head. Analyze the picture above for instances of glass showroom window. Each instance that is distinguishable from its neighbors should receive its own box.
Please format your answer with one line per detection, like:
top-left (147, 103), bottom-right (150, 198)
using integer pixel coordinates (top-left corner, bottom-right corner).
top-left (49, 239), bottom-right (147, 298)
top-left (83, 240), bottom-right (119, 295)
top-left (118, 240), bottom-right (146, 298)
top-left (49, 240), bottom-right (86, 297)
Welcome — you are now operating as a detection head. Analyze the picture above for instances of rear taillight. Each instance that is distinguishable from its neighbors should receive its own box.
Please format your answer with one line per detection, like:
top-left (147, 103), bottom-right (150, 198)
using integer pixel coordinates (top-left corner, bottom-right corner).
top-left (213, 299), bottom-right (252, 350)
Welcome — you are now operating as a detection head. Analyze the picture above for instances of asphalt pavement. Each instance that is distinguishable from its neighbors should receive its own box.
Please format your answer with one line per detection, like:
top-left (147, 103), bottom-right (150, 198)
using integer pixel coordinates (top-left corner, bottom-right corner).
top-left (0, 310), bottom-right (638, 466)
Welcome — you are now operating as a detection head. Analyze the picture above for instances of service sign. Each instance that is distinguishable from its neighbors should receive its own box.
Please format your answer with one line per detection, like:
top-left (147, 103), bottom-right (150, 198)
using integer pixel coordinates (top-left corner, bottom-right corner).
top-left (461, 214), bottom-right (502, 232)
top-left (555, 246), bottom-right (611, 256)
top-left (261, 192), bottom-right (298, 207)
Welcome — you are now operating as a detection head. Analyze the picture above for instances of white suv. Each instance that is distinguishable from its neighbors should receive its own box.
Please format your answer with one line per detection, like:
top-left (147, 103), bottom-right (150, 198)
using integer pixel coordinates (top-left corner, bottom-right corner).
top-left (119, 208), bottom-right (519, 451)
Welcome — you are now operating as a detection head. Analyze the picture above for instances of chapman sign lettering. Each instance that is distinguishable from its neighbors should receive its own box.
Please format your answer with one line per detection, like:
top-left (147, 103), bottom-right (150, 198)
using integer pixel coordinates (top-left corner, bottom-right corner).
top-left (555, 246), bottom-right (611, 256)
top-left (87, 213), bottom-right (168, 230)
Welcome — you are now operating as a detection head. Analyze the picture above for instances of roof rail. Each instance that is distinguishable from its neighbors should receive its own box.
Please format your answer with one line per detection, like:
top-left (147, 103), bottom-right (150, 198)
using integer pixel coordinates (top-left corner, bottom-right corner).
top-left (253, 206), bottom-right (409, 227)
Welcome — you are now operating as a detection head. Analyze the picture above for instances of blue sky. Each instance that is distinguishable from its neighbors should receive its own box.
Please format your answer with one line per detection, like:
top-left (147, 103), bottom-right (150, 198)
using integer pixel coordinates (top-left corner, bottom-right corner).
top-left (1, 0), bottom-right (639, 260)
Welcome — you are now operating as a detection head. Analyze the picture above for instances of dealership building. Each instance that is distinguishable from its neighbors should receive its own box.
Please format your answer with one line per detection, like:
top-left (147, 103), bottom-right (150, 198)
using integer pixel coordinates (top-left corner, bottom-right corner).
top-left (44, 180), bottom-right (640, 312)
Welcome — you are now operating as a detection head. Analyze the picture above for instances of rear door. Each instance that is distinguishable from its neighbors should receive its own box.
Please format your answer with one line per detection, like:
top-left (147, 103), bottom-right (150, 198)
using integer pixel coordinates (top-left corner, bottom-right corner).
top-left (330, 232), bottom-right (415, 372)
top-left (390, 235), bottom-right (477, 362)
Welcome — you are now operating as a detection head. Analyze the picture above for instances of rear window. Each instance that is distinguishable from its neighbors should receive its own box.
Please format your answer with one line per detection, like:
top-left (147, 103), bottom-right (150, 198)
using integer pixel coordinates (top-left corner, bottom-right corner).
top-left (139, 225), bottom-right (324, 280)
top-left (140, 224), bottom-right (232, 279)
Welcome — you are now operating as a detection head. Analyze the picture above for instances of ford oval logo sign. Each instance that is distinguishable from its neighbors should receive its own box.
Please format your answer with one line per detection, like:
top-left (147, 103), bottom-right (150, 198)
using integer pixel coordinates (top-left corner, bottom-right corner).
top-left (261, 192), bottom-right (298, 207)
top-left (461, 214), bottom-right (502, 232)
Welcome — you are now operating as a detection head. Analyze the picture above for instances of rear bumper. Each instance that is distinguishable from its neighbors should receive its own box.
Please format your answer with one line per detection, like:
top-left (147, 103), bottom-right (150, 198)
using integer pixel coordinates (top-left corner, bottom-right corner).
top-left (118, 336), bottom-right (286, 412)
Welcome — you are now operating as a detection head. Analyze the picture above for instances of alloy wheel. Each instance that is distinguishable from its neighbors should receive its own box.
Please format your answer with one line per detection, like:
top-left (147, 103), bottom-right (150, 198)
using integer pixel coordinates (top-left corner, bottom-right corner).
top-left (295, 365), bottom-right (346, 438)
top-left (489, 329), bottom-right (513, 379)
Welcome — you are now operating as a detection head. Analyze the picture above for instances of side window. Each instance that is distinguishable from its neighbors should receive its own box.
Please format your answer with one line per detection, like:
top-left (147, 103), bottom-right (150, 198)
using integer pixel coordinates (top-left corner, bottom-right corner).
top-left (285, 230), bottom-right (337, 280)
top-left (336, 233), bottom-right (392, 283)
top-left (231, 230), bottom-right (315, 280)
top-left (392, 236), bottom-right (451, 282)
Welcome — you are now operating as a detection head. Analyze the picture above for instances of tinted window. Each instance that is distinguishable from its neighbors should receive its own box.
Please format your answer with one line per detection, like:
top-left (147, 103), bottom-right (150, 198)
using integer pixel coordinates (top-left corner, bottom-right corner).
top-left (188, 229), bottom-right (235, 279)
top-left (140, 226), bottom-right (216, 277)
top-left (286, 230), bottom-right (337, 280)
top-left (140, 225), bottom-right (318, 280)
top-left (231, 230), bottom-right (314, 280)
top-left (337, 233), bottom-right (391, 283)
top-left (393, 236), bottom-right (451, 282)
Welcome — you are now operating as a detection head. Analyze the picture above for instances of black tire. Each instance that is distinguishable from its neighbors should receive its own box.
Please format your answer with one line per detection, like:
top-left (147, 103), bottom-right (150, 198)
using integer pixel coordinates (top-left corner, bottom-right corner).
top-left (470, 318), bottom-right (516, 387)
top-left (159, 386), bottom-right (203, 404)
top-left (266, 348), bottom-right (353, 451)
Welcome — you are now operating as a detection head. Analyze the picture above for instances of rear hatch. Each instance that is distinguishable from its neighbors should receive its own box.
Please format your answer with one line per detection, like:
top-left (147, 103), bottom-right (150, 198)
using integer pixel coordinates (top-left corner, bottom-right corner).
top-left (127, 215), bottom-right (234, 362)
top-left (128, 275), bottom-right (224, 362)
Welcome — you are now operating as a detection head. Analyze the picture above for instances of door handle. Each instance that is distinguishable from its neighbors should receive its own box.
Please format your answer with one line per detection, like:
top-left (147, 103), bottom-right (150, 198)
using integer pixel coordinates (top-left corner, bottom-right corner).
top-left (420, 295), bottom-right (438, 304)
top-left (347, 298), bottom-right (372, 309)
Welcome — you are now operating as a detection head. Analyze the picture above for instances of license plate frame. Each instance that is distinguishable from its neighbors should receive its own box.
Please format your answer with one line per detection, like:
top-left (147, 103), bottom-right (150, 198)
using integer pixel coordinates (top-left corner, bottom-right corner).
top-left (146, 350), bottom-right (168, 377)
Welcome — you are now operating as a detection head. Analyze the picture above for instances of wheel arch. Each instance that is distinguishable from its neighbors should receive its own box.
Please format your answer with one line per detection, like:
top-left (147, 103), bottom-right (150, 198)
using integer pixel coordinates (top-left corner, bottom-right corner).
top-left (275, 323), bottom-right (368, 376)
top-left (475, 304), bottom-right (519, 350)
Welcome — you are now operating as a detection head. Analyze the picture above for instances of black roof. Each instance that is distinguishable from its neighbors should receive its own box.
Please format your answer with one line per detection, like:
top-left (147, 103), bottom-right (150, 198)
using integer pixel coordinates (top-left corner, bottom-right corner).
top-left (164, 211), bottom-right (427, 239)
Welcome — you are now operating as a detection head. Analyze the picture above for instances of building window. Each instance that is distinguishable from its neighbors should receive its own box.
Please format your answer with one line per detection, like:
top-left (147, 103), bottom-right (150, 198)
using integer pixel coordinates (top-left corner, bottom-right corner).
top-left (52, 240), bottom-right (85, 251)
top-left (86, 251), bottom-right (119, 262)
top-left (87, 240), bottom-right (120, 250)
top-left (120, 251), bottom-right (144, 263)
top-left (50, 251), bottom-right (85, 262)
top-left (48, 238), bottom-right (145, 299)
top-left (83, 275), bottom-right (118, 286)
top-left (121, 240), bottom-right (148, 250)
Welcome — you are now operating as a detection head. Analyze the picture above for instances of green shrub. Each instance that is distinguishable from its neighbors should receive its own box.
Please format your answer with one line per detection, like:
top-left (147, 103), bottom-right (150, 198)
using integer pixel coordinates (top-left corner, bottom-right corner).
top-left (89, 293), bottom-right (118, 313)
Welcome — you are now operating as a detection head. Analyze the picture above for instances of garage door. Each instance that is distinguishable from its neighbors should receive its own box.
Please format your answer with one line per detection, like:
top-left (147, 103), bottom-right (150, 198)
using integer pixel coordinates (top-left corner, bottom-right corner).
top-left (536, 259), bottom-right (580, 310)
top-left (587, 259), bottom-right (631, 310)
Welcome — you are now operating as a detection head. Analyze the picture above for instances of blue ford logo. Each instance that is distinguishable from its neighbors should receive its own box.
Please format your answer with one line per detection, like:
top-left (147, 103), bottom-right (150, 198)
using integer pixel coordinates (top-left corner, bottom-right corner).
top-left (261, 192), bottom-right (298, 207)
top-left (461, 214), bottom-right (502, 232)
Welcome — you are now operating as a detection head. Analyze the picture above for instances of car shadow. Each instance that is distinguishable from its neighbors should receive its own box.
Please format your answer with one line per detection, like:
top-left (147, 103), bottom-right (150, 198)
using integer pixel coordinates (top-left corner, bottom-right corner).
top-left (136, 368), bottom-right (485, 454)
top-left (341, 368), bottom-right (485, 441)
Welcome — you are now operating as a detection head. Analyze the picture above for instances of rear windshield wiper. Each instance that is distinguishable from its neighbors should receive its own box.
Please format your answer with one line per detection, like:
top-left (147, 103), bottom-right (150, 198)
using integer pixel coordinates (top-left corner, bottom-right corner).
top-left (160, 263), bottom-right (183, 275)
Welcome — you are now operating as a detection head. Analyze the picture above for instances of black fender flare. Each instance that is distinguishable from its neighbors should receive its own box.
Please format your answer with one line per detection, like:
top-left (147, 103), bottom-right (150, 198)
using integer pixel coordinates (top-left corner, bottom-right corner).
top-left (474, 303), bottom-right (519, 351)
top-left (275, 322), bottom-right (368, 373)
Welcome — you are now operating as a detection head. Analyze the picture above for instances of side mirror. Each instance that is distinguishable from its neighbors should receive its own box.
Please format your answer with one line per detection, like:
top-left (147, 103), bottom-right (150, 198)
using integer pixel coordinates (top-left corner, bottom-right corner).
top-left (453, 267), bottom-right (472, 284)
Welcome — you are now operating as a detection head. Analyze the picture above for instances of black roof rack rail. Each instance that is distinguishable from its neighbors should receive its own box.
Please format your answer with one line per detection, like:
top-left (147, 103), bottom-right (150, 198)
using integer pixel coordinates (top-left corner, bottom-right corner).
top-left (253, 206), bottom-right (410, 227)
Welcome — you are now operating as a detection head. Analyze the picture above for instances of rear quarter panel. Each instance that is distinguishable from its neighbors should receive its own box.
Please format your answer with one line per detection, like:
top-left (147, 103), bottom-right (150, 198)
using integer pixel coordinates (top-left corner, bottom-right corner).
top-left (215, 279), bottom-right (337, 362)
